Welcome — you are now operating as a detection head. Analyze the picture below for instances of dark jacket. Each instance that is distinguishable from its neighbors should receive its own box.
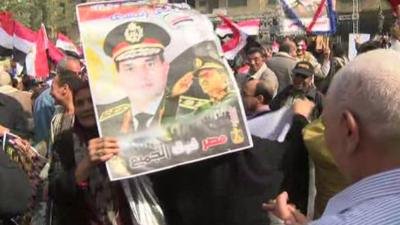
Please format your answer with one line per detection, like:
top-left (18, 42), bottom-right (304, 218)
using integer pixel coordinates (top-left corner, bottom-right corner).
top-left (271, 85), bottom-right (324, 119)
top-left (0, 148), bottom-right (31, 222)
top-left (48, 129), bottom-right (133, 225)
top-left (151, 114), bottom-right (310, 225)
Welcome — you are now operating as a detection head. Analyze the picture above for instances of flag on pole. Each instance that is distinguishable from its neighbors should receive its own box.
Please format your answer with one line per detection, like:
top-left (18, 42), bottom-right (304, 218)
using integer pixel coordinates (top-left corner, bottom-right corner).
top-left (13, 21), bottom-right (36, 66)
top-left (48, 41), bottom-right (65, 63)
top-left (218, 16), bottom-right (247, 60)
top-left (56, 32), bottom-right (82, 57)
top-left (0, 12), bottom-right (14, 56)
top-left (34, 24), bottom-right (49, 78)
top-left (216, 19), bottom-right (260, 36)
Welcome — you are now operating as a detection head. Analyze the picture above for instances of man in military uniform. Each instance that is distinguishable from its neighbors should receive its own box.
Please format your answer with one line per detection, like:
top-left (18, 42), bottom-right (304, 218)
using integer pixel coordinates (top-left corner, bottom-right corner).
top-left (98, 21), bottom-right (171, 137)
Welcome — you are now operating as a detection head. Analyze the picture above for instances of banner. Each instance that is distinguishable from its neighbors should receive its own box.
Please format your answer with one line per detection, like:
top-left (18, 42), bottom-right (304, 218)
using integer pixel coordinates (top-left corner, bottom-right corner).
top-left (216, 18), bottom-right (260, 36)
top-left (279, 0), bottom-right (336, 35)
top-left (76, 1), bottom-right (252, 181)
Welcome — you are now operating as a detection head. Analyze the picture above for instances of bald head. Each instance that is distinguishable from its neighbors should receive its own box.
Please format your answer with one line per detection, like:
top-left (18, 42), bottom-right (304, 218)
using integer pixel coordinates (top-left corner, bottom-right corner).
top-left (327, 49), bottom-right (400, 142)
top-left (242, 79), bottom-right (274, 114)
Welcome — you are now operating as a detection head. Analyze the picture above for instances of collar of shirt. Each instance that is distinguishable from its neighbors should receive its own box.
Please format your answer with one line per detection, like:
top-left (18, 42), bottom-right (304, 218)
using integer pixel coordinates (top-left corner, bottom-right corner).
top-left (250, 63), bottom-right (267, 80)
top-left (323, 168), bottom-right (400, 216)
top-left (131, 94), bottom-right (163, 130)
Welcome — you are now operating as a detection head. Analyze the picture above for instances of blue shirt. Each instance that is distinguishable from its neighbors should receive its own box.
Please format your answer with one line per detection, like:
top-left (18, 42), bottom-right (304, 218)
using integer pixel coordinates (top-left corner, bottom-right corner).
top-left (311, 168), bottom-right (400, 225)
top-left (33, 88), bottom-right (55, 143)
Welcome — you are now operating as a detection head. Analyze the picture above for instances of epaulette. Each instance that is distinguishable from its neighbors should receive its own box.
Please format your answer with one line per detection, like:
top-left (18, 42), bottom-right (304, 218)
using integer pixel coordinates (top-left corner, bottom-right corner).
top-left (99, 103), bottom-right (131, 122)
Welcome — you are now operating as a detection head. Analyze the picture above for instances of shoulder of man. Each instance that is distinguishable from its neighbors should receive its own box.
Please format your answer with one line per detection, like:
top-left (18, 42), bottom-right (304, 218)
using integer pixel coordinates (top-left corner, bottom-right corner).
top-left (97, 98), bottom-right (131, 123)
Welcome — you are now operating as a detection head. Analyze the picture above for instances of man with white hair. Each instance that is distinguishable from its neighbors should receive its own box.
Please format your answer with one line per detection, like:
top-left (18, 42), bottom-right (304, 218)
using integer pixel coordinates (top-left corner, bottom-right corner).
top-left (264, 49), bottom-right (400, 225)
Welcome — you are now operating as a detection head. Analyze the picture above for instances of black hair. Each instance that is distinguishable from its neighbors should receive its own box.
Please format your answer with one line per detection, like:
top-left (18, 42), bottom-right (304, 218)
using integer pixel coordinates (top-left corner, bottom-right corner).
top-left (254, 81), bottom-right (273, 104)
top-left (279, 42), bottom-right (293, 54)
top-left (56, 67), bottom-right (83, 91)
top-left (246, 47), bottom-right (265, 57)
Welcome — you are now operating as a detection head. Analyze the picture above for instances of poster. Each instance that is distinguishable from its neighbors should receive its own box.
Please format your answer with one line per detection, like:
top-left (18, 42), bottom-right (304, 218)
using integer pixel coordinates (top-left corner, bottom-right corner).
top-left (279, 0), bottom-right (336, 35)
top-left (76, 1), bottom-right (253, 181)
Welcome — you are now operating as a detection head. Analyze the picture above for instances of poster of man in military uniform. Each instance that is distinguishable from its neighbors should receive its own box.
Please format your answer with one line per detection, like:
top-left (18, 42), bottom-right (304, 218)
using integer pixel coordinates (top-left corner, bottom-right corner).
top-left (77, 1), bottom-right (252, 181)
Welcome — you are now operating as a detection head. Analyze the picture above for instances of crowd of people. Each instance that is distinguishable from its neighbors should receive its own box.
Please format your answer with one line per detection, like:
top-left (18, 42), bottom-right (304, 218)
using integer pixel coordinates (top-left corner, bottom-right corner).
top-left (1, 13), bottom-right (400, 225)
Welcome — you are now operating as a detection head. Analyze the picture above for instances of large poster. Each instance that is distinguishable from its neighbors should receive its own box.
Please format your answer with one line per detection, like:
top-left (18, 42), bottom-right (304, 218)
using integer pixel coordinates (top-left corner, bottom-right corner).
top-left (279, 0), bottom-right (336, 35)
top-left (76, 1), bottom-right (252, 181)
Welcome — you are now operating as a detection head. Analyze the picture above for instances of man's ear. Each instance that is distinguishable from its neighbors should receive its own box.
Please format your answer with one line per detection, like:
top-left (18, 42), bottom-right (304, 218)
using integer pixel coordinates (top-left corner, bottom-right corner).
top-left (256, 95), bottom-right (264, 104)
top-left (341, 110), bottom-right (360, 155)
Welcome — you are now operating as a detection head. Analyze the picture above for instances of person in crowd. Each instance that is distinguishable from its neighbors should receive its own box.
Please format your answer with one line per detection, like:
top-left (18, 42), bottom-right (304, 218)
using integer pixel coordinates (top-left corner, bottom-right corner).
top-left (0, 92), bottom-right (30, 139)
top-left (264, 49), bottom-right (400, 225)
top-left (49, 81), bottom-right (134, 225)
top-left (295, 37), bottom-right (330, 81)
top-left (317, 43), bottom-right (349, 94)
top-left (245, 47), bottom-right (279, 95)
top-left (0, 147), bottom-right (31, 223)
top-left (242, 79), bottom-right (275, 119)
top-left (270, 61), bottom-right (324, 119)
top-left (33, 86), bottom-right (56, 146)
top-left (0, 71), bottom-right (34, 136)
top-left (266, 40), bottom-right (297, 93)
top-left (49, 57), bottom-right (82, 150)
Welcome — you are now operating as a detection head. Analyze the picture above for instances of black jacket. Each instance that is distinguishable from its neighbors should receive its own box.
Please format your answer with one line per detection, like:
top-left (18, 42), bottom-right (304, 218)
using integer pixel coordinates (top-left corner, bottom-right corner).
top-left (0, 148), bottom-right (31, 221)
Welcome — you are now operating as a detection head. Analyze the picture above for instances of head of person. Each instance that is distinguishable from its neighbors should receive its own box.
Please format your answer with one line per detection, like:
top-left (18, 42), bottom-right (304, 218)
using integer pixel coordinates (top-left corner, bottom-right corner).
top-left (279, 40), bottom-right (297, 58)
top-left (322, 49), bottom-right (400, 182)
top-left (242, 79), bottom-right (274, 114)
top-left (51, 57), bottom-right (83, 106)
top-left (295, 37), bottom-right (308, 56)
top-left (291, 61), bottom-right (314, 92)
top-left (72, 81), bottom-right (96, 129)
top-left (247, 47), bottom-right (266, 73)
top-left (104, 21), bottom-right (171, 102)
top-left (0, 71), bottom-right (12, 87)
top-left (332, 42), bottom-right (346, 58)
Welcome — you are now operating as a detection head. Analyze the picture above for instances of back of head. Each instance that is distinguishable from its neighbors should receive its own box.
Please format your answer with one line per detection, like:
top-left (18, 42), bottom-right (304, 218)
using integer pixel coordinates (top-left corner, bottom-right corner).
top-left (0, 71), bottom-right (12, 87)
top-left (254, 80), bottom-right (274, 105)
top-left (328, 49), bottom-right (400, 141)
top-left (279, 40), bottom-right (296, 55)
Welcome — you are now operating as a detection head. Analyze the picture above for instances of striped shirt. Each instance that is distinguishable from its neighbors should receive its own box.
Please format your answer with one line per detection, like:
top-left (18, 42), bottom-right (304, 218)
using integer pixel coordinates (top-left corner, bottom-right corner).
top-left (310, 168), bottom-right (400, 225)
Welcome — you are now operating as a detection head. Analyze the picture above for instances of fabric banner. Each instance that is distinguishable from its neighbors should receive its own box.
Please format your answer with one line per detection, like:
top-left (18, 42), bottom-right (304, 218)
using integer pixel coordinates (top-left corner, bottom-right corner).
top-left (216, 18), bottom-right (260, 36)
top-left (279, 0), bottom-right (336, 35)
top-left (76, 1), bottom-right (253, 181)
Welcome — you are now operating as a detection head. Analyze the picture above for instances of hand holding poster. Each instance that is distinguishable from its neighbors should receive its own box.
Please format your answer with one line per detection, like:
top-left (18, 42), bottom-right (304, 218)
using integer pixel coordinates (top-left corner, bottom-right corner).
top-left (76, 1), bottom-right (252, 181)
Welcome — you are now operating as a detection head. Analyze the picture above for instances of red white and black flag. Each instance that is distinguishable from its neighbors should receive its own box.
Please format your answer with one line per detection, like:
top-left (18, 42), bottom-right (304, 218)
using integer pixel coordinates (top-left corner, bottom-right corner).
top-left (0, 12), bottom-right (14, 56)
top-left (219, 16), bottom-right (248, 60)
top-left (56, 32), bottom-right (82, 57)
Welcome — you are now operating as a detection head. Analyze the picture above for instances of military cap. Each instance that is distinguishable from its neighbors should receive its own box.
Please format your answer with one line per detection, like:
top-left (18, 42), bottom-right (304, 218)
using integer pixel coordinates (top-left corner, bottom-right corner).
top-left (104, 21), bottom-right (171, 62)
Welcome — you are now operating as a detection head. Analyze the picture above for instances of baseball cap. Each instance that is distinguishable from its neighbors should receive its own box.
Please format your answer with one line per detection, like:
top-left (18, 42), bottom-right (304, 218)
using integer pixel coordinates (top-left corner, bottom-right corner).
top-left (292, 61), bottom-right (314, 77)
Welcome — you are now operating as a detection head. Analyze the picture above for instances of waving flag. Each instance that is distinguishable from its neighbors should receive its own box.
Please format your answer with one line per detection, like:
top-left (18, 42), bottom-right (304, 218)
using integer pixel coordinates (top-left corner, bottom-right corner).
top-left (0, 12), bottom-right (14, 56)
top-left (34, 24), bottom-right (49, 78)
top-left (219, 16), bottom-right (247, 60)
top-left (216, 19), bottom-right (260, 36)
top-left (56, 32), bottom-right (82, 57)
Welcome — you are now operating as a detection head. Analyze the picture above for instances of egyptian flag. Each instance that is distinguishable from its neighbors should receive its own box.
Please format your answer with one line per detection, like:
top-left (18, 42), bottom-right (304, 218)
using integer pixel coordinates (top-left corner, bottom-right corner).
top-left (48, 41), bottom-right (65, 63)
top-left (216, 19), bottom-right (260, 36)
top-left (56, 32), bottom-right (82, 57)
top-left (13, 21), bottom-right (36, 66)
top-left (0, 12), bottom-right (14, 56)
top-left (30, 24), bottom-right (49, 79)
top-left (218, 16), bottom-right (247, 60)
